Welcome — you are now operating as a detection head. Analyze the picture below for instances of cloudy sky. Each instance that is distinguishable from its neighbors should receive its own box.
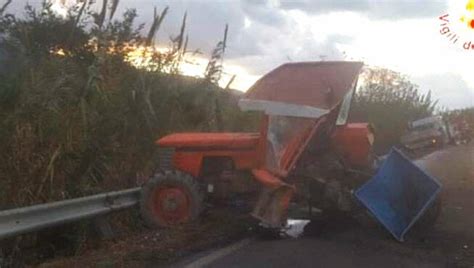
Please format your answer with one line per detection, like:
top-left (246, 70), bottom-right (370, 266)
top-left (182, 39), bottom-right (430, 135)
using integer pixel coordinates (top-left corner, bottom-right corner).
top-left (8, 0), bottom-right (474, 109)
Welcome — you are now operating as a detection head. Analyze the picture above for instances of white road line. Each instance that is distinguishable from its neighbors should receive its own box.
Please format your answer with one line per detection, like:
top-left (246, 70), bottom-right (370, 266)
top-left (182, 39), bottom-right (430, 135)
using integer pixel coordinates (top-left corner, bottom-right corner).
top-left (184, 238), bottom-right (253, 268)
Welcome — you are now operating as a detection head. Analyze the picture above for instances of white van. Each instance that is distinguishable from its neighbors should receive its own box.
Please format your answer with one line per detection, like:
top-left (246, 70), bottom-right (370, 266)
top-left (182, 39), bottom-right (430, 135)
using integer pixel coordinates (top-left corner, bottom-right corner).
top-left (400, 116), bottom-right (448, 151)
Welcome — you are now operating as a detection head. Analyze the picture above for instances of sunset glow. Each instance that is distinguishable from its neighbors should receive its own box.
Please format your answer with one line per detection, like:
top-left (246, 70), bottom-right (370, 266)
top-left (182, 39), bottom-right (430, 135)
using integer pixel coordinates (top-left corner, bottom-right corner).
top-left (125, 45), bottom-right (259, 91)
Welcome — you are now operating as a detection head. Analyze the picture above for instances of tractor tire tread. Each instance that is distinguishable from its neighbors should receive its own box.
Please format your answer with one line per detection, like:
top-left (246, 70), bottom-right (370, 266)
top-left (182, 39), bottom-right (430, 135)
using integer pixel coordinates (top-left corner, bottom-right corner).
top-left (140, 170), bottom-right (204, 228)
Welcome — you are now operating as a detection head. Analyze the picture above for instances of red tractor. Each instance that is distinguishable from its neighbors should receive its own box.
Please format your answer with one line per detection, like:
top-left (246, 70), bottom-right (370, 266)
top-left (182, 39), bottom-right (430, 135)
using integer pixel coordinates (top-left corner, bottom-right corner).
top-left (139, 61), bottom-right (441, 240)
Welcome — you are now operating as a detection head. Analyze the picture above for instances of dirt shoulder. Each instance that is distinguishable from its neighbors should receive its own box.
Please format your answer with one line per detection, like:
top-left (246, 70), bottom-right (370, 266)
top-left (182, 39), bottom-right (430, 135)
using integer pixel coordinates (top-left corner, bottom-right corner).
top-left (38, 208), bottom-right (254, 267)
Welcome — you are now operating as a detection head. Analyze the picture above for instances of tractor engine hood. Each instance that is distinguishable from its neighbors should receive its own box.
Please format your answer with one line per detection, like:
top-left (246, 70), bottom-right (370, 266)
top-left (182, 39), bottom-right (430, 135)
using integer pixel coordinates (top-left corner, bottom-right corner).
top-left (239, 61), bottom-right (363, 118)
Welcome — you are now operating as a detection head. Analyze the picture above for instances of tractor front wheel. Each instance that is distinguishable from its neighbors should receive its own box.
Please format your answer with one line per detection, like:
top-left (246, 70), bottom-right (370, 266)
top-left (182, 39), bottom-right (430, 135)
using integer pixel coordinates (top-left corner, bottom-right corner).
top-left (140, 171), bottom-right (204, 228)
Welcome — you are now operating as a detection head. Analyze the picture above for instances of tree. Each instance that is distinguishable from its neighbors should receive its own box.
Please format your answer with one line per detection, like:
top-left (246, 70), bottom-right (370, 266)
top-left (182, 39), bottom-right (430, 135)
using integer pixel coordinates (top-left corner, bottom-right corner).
top-left (351, 67), bottom-right (438, 153)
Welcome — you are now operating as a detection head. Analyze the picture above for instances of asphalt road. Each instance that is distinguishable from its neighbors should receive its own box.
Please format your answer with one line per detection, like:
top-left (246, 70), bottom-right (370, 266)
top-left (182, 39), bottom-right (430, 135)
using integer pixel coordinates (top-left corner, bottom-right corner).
top-left (177, 144), bottom-right (474, 268)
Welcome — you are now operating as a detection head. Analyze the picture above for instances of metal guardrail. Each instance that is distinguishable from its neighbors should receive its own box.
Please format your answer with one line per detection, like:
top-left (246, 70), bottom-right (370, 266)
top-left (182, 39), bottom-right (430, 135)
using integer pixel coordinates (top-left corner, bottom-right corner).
top-left (0, 187), bottom-right (141, 240)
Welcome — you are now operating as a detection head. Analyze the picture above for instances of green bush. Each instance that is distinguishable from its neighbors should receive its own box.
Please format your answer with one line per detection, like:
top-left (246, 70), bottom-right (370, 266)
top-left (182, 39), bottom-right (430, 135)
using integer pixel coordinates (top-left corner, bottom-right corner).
top-left (0, 2), bottom-right (257, 207)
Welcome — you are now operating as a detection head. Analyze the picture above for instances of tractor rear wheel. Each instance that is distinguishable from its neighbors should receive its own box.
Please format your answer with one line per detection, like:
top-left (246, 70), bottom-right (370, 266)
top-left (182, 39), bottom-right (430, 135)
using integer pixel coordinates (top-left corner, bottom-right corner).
top-left (140, 171), bottom-right (204, 228)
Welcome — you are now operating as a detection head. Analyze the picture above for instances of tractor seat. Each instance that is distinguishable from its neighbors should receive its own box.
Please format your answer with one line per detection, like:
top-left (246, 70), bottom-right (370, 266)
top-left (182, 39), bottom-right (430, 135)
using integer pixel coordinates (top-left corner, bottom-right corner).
top-left (157, 133), bottom-right (260, 150)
